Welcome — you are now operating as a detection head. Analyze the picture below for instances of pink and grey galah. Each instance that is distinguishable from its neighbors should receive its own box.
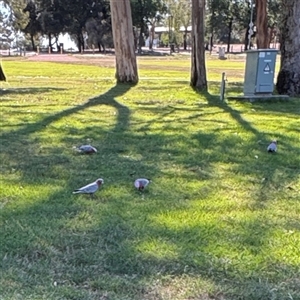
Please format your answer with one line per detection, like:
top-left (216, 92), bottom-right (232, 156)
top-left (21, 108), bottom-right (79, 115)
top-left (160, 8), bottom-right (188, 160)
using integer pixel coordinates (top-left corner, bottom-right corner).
top-left (134, 178), bottom-right (151, 191)
top-left (267, 140), bottom-right (277, 152)
top-left (73, 178), bottom-right (104, 195)
top-left (77, 145), bottom-right (97, 154)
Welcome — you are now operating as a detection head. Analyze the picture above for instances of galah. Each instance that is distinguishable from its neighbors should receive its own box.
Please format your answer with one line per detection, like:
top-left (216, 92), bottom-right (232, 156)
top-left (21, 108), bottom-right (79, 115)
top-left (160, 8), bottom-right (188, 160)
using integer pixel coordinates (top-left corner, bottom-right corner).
top-left (267, 140), bottom-right (277, 153)
top-left (77, 145), bottom-right (97, 154)
top-left (73, 178), bottom-right (104, 195)
top-left (134, 178), bottom-right (151, 191)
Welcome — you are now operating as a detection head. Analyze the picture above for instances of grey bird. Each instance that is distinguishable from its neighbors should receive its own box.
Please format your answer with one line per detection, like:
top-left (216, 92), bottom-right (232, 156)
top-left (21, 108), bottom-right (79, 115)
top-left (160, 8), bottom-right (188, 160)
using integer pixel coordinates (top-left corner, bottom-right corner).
top-left (267, 140), bottom-right (277, 153)
top-left (134, 178), bottom-right (151, 191)
top-left (77, 145), bottom-right (97, 154)
top-left (73, 178), bottom-right (104, 195)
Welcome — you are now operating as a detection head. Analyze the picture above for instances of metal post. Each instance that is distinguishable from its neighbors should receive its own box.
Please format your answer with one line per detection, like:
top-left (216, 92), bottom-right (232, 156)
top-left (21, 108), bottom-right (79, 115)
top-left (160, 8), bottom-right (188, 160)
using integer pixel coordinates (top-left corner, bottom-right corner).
top-left (220, 72), bottom-right (226, 101)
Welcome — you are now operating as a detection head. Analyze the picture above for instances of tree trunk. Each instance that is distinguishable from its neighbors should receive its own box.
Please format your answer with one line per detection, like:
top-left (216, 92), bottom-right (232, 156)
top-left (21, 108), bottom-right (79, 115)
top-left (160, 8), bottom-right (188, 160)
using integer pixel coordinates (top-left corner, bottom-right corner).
top-left (102, 43), bottom-right (106, 54)
top-left (48, 33), bottom-right (52, 52)
top-left (255, 0), bottom-right (269, 49)
top-left (244, 29), bottom-right (249, 51)
top-left (209, 33), bottom-right (213, 53)
top-left (77, 32), bottom-right (84, 53)
top-left (138, 29), bottom-right (143, 54)
top-left (276, 0), bottom-right (300, 96)
top-left (227, 18), bottom-right (233, 53)
top-left (138, 20), bottom-right (144, 54)
top-left (183, 31), bottom-right (187, 50)
top-left (55, 35), bottom-right (60, 52)
top-left (209, 10), bottom-right (215, 53)
top-left (110, 0), bottom-right (138, 83)
top-left (149, 25), bottom-right (155, 50)
top-left (30, 34), bottom-right (35, 51)
top-left (190, 0), bottom-right (207, 90)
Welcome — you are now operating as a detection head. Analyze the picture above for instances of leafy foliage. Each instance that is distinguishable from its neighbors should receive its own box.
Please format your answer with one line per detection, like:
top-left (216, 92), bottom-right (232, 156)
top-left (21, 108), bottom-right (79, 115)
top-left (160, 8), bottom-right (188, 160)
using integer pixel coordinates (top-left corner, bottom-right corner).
top-left (3, 0), bottom-right (283, 51)
top-left (206, 0), bottom-right (280, 48)
top-left (0, 9), bottom-right (14, 48)
top-left (131, 0), bottom-right (167, 51)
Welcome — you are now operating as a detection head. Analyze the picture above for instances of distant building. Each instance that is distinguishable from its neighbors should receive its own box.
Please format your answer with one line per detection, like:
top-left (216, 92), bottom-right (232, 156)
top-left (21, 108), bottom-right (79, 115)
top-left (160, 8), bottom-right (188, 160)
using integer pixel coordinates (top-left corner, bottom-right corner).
top-left (152, 26), bottom-right (192, 34)
top-left (145, 25), bottom-right (192, 48)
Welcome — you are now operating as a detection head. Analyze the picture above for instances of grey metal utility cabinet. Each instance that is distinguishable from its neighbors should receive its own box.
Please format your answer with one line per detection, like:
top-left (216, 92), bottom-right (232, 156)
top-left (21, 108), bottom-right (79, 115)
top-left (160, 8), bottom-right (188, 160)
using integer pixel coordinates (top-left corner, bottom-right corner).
top-left (243, 49), bottom-right (278, 96)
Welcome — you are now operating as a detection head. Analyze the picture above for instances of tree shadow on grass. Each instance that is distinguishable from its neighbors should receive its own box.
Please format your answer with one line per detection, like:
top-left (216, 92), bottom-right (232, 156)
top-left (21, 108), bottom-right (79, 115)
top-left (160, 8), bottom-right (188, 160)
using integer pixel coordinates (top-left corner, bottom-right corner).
top-left (225, 81), bottom-right (243, 94)
top-left (0, 83), bottom-right (136, 188)
top-left (1, 80), bottom-right (135, 201)
top-left (190, 91), bottom-right (300, 216)
top-left (221, 81), bottom-right (300, 114)
top-left (70, 88), bottom-right (294, 298)
top-left (1, 82), bottom-right (153, 298)
top-left (1, 85), bottom-right (300, 299)
top-left (0, 87), bottom-right (66, 97)
top-left (0, 83), bottom-right (132, 141)
top-left (209, 81), bottom-right (244, 96)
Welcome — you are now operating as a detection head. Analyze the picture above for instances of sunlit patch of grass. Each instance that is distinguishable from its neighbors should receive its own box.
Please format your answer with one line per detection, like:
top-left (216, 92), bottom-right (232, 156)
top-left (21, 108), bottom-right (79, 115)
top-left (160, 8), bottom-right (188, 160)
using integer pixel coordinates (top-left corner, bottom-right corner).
top-left (0, 55), bottom-right (300, 299)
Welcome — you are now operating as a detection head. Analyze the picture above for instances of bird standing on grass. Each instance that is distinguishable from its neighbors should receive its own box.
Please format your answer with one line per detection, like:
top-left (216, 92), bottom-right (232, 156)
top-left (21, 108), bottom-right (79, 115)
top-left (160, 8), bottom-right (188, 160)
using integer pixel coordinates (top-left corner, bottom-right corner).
top-left (134, 178), bottom-right (151, 191)
top-left (267, 140), bottom-right (277, 153)
top-left (73, 178), bottom-right (104, 196)
top-left (76, 145), bottom-right (97, 154)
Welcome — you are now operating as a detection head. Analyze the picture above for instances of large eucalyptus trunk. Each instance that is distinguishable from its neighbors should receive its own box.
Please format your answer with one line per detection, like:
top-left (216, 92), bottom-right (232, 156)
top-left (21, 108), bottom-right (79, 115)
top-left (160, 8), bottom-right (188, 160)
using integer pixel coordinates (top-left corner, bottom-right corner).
top-left (110, 0), bottom-right (138, 83)
top-left (190, 0), bottom-right (207, 90)
top-left (255, 0), bottom-right (269, 49)
top-left (276, 0), bottom-right (300, 96)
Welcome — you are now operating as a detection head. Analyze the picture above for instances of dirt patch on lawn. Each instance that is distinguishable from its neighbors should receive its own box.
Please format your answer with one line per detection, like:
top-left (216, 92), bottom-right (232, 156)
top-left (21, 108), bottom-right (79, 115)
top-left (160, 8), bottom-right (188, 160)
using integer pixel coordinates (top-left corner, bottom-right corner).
top-left (25, 52), bottom-right (247, 72)
top-left (27, 53), bottom-right (116, 67)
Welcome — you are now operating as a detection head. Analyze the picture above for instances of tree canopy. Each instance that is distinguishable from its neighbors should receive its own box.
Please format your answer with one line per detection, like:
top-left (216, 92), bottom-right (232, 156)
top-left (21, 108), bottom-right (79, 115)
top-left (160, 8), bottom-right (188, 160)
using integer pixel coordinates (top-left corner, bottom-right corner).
top-left (0, 8), bottom-right (14, 49)
top-left (2, 0), bottom-right (283, 52)
top-left (3, 0), bottom-right (299, 95)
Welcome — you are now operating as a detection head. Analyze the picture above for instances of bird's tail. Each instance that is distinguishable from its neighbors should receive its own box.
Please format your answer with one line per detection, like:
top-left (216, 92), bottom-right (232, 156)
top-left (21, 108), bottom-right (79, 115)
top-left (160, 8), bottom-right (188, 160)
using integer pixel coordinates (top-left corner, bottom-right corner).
top-left (72, 190), bottom-right (82, 194)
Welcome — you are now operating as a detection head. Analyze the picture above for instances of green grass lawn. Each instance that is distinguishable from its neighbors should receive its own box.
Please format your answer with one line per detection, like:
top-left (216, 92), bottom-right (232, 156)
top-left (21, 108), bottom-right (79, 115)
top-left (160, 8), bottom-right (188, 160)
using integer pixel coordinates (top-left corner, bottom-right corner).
top-left (0, 55), bottom-right (300, 300)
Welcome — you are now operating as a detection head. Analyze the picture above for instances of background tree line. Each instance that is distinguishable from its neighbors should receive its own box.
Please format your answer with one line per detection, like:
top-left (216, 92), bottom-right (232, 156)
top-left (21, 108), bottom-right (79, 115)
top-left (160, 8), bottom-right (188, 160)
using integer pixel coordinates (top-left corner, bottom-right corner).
top-left (1, 0), bottom-right (299, 96)
top-left (1, 0), bottom-right (281, 53)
